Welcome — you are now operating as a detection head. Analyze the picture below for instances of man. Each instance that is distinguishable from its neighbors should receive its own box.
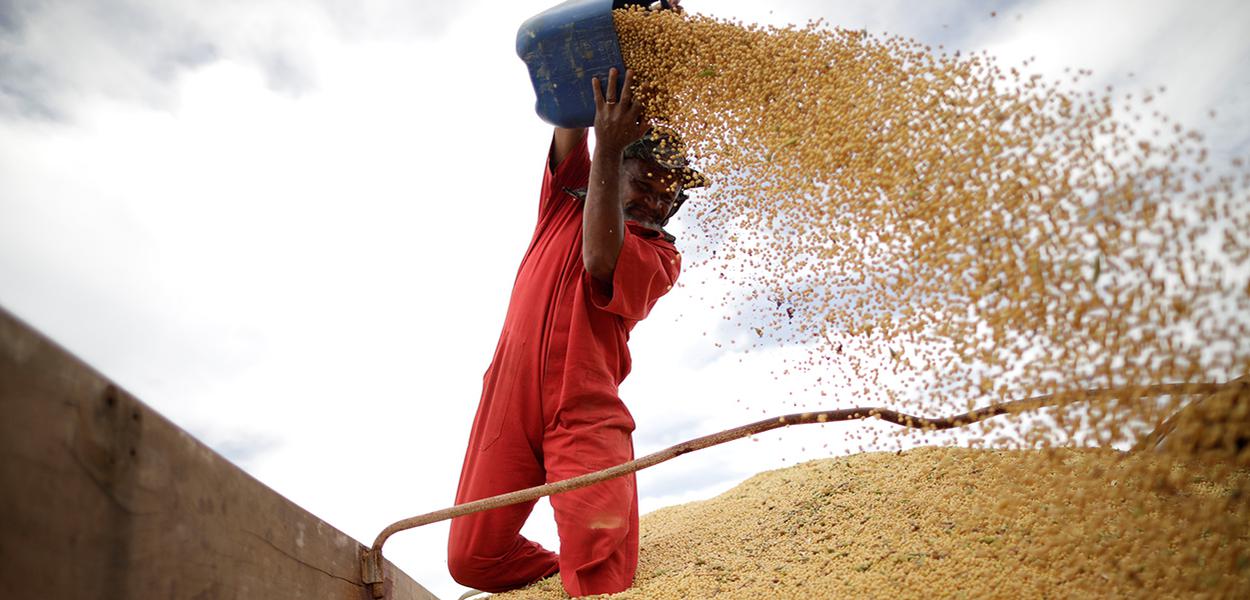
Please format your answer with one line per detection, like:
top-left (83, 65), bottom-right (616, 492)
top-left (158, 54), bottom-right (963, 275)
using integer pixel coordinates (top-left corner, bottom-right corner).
top-left (447, 66), bottom-right (706, 597)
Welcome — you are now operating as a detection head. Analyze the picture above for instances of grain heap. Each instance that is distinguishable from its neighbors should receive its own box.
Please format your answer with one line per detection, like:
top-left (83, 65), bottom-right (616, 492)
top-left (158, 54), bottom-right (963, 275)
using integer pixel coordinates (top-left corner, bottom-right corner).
top-left (497, 447), bottom-right (1249, 599)
top-left (497, 6), bottom-right (1250, 598)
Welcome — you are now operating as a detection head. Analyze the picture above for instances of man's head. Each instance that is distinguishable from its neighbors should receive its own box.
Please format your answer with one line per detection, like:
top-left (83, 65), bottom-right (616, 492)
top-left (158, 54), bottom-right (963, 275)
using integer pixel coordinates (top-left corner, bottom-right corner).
top-left (619, 127), bottom-right (707, 231)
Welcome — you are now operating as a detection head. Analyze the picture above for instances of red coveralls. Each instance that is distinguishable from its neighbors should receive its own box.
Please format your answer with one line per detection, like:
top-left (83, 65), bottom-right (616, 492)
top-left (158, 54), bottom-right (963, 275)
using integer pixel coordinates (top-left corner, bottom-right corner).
top-left (447, 134), bottom-right (681, 596)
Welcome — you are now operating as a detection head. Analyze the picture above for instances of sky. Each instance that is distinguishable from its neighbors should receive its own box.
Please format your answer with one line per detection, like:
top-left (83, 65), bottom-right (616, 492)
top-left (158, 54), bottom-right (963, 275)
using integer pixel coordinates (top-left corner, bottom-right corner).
top-left (2, 1), bottom-right (1248, 598)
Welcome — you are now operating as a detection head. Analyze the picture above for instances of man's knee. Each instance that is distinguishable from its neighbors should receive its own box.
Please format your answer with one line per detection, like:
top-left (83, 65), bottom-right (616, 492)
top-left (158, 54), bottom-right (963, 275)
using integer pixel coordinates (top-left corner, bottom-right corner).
top-left (447, 525), bottom-right (493, 588)
top-left (447, 546), bottom-right (487, 588)
top-left (447, 531), bottom-right (557, 592)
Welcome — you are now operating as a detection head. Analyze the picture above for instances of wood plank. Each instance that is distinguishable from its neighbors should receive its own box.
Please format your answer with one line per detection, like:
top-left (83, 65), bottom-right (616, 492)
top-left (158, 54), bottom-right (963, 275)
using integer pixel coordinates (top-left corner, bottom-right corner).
top-left (0, 306), bottom-right (438, 600)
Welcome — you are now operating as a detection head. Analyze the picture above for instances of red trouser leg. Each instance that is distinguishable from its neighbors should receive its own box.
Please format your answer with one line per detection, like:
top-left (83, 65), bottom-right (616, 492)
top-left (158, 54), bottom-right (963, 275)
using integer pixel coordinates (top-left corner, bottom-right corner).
top-left (448, 396), bottom-right (559, 592)
top-left (544, 393), bottom-right (640, 597)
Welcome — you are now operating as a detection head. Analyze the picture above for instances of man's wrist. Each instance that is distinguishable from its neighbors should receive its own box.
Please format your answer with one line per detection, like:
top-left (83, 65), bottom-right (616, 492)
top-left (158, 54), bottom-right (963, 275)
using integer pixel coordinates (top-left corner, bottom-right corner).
top-left (594, 142), bottom-right (627, 159)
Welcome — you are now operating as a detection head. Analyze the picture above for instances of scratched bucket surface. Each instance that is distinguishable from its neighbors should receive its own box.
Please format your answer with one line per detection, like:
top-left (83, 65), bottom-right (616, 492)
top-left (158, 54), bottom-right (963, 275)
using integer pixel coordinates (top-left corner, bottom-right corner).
top-left (516, 0), bottom-right (653, 128)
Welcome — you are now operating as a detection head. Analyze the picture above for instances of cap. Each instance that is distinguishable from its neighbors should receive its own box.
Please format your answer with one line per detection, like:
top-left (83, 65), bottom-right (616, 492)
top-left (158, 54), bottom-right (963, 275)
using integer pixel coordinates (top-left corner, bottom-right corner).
top-left (623, 127), bottom-right (709, 190)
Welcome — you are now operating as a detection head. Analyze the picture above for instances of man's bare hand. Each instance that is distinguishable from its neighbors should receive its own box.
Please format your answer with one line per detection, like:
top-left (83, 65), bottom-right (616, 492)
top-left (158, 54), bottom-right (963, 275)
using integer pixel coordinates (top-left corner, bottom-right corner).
top-left (591, 68), bottom-right (648, 156)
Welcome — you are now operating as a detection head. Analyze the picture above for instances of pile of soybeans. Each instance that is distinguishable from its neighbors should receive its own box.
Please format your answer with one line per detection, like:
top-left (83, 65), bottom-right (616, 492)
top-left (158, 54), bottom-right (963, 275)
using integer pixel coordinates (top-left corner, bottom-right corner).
top-left (508, 7), bottom-right (1250, 597)
top-left (498, 447), bottom-right (1249, 599)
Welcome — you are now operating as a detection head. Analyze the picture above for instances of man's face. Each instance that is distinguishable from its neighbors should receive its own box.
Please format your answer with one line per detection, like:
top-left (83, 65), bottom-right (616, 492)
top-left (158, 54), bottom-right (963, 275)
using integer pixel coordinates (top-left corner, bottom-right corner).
top-left (621, 157), bottom-right (681, 229)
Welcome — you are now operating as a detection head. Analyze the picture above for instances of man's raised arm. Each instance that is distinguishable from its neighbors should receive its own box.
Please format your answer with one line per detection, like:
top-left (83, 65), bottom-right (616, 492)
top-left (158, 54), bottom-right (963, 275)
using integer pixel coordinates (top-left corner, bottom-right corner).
top-left (583, 68), bottom-right (648, 284)
top-left (551, 127), bottom-right (587, 172)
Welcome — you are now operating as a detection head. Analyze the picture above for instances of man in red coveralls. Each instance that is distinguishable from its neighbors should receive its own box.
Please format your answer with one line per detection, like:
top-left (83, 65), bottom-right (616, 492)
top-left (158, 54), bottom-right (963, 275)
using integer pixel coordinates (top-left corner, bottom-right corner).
top-left (446, 64), bottom-right (706, 597)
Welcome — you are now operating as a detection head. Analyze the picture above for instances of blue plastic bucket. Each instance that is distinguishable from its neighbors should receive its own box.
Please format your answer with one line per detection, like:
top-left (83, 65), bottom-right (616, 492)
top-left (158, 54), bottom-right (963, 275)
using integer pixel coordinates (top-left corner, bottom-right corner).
top-left (516, 1), bottom-right (653, 128)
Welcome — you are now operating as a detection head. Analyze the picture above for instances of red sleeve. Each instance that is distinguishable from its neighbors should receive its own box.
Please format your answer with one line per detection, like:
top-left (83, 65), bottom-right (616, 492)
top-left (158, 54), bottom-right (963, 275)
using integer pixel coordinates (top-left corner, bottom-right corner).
top-left (588, 229), bottom-right (681, 321)
top-left (539, 134), bottom-right (591, 217)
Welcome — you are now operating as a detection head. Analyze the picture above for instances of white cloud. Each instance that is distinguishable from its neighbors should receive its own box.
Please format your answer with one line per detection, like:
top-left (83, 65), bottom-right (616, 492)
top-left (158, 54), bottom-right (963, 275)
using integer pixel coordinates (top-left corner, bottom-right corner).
top-left (972, 0), bottom-right (1250, 154)
top-left (0, 0), bottom-right (481, 119)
